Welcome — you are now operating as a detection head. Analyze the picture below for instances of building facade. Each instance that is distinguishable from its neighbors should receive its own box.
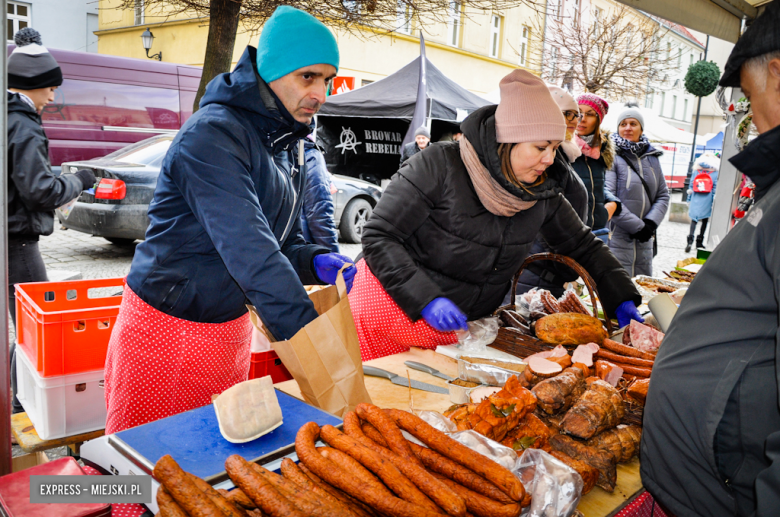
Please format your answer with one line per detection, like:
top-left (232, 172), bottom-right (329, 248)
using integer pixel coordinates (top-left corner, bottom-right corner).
top-left (96, 0), bottom-right (546, 97)
top-left (7, 0), bottom-right (98, 52)
top-left (687, 30), bottom-right (734, 136)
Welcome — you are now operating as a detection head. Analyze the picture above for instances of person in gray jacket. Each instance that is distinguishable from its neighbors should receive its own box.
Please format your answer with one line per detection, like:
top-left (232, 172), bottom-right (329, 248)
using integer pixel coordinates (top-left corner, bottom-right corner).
top-left (641, 2), bottom-right (780, 515)
top-left (606, 107), bottom-right (669, 277)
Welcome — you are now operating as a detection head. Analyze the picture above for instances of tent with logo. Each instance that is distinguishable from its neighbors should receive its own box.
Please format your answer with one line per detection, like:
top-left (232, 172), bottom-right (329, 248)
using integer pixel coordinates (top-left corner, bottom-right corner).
top-left (315, 55), bottom-right (492, 183)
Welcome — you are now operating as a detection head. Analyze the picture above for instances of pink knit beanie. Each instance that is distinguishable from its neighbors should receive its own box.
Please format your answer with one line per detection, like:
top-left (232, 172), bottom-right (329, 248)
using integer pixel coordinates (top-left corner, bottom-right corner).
top-left (495, 70), bottom-right (566, 144)
top-left (576, 93), bottom-right (609, 121)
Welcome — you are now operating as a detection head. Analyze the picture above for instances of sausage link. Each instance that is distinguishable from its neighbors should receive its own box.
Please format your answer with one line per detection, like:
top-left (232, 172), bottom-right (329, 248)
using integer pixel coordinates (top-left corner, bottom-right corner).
top-left (153, 455), bottom-right (224, 517)
top-left (297, 462), bottom-right (380, 517)
top-left (614, 364), bottom-right (652, 377)
top-left (432, 474), bottom-right (522, 517)
top-left (187, 473), bottom-right (249, 517)
top-left (318, 447), bottom-right (385, 491)
top-left (320, 424), bottom-right (441, 512)
top-left (595, 349), bottom-right (654, 367)
top-left (385, 409), bottom-right (525, 502)
top-left (223, 488), bottom-right (255, 509)
top-left (600, 339), bottom-right (656, 360)
top-left (249, 462), bottom-right (347, 517)
top-left (157, 486), bottom-right (188, 517)
top-left (225, 455), bottom-right (305, 517)
top-left (344, 412), bottom-right (467, 516)
top-left (356, 404), bottom-right (422, 466)
top-left (362, 422), bottom-right (389, 446)
top-left (294, 421), bottom-right (443, 517)
top-left (280, 458), bottom-right (366, 517)
top-left (407, 442), bottom-right (514, 505)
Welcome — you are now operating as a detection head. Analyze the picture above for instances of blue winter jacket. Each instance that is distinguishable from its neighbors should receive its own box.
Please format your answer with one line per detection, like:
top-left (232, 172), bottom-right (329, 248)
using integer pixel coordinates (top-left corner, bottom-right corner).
top-left (126, 46), bottom-right (329, 340)
top-left (301, 140), bottom-right (339, 252)
top-left (687, 169), bottom-right (718, 222)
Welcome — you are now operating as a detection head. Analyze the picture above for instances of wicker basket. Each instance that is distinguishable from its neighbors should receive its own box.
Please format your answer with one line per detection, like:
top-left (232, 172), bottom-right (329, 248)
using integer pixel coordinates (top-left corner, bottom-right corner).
top-left (490, 252), bottom-right (613, 358)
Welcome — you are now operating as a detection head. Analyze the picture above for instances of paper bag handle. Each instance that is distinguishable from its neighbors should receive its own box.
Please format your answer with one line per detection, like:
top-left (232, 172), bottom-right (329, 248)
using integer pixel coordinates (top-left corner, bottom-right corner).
top-left (335, 263), bottom-right (353, 297)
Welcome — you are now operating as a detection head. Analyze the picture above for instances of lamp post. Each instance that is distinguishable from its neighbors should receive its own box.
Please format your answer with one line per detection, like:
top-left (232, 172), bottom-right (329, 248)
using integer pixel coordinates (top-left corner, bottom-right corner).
top-left (141, 28), bottom-right (162, 61)
top-left (684, 35), bottom-right (710, 191)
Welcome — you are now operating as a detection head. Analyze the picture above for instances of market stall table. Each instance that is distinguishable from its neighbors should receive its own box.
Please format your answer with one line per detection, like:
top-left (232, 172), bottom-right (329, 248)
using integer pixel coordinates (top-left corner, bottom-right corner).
top-left (275, 347), bottom-right (644, 517)
top-left (11, 412), bottom-right (104, 455)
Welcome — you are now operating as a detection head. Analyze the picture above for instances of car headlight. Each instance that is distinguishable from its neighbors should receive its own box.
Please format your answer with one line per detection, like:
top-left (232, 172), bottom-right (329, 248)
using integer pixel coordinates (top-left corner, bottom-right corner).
top-left (69, 166), bottom-right (78, 173)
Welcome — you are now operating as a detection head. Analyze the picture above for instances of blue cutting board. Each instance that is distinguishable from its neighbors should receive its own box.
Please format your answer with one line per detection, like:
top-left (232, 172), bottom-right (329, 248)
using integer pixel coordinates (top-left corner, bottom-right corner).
top-left (112, 389), bottom-right (341, 483)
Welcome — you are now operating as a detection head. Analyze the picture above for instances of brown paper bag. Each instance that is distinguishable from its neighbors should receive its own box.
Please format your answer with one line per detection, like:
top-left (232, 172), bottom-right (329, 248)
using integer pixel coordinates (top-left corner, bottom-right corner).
top-left (248, 270), bottom-right (371, 417)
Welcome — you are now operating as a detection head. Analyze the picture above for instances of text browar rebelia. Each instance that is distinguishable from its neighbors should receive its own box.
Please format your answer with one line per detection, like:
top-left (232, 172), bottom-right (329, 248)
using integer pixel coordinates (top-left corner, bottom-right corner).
top-left (363, 130), bottom-right (402, 155)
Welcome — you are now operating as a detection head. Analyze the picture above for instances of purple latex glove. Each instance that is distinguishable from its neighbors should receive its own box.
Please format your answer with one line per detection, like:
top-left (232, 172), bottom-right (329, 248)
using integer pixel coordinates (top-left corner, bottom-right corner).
top-left (313, 253), bottom-right (356, 292)
top-left (421, 297), bottom-right (468, 332)
top-left (616, 300), bottom-right (644, 329)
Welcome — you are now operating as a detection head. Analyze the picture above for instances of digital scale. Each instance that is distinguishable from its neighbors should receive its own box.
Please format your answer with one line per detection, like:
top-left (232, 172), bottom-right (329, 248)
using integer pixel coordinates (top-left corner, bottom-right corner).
top-left (80, 389), bottom-right (341, 514)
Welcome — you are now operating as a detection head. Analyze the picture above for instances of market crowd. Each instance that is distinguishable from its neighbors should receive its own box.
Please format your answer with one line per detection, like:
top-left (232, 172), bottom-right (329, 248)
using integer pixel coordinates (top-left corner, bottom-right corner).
top-left (6, 0), bottom-right (780, 514)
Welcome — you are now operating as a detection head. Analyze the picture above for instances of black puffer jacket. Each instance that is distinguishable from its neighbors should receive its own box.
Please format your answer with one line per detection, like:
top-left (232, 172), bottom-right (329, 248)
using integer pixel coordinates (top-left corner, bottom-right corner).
top-left (7, 92), bottom-right (83, 237)
top-left (362, 105), bottom-right (640, 321)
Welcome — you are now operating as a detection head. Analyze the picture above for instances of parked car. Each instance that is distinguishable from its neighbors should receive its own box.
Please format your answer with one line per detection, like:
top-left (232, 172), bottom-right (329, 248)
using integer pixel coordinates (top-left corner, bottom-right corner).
top-left (7, 45), bottom-right (202, 173)
top-left (57, 136), bottom-right (382, 245)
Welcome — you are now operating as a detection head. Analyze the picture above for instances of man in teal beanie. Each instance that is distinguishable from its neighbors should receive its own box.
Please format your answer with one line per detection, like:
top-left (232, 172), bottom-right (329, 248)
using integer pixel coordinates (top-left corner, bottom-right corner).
top-left (104, 6), bottom-right (357, 433)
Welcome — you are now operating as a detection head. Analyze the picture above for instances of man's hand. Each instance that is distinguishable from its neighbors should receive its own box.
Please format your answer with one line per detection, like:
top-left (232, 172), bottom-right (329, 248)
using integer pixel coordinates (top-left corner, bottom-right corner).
top-left (616, 300), bottom-right (644, 329)
top-left (313, 253), bottom-right (356, 292)
top-left (421, 297), bottom-right (468, 332)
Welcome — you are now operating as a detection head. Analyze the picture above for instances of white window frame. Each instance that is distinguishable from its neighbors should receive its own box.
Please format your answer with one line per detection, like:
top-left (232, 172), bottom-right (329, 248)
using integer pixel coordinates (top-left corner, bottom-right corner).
top-left (519, 26), bottom-right (529, 66)
top-left (660, 91), bottom-right (666, 116)
top-left (593, 7), bottom-right (601, 38)
top-left (684, 98), bottom-right (689, 120)
top-left (689, 53), bottom-right (694, 68)
top-left (550, 46), bottom-right (559, 80)
top-left (489, 14), bottom-right (501, 59)
top-left (626, 25), bottom-right (633, 52)
top-left (677, 45), bottom-right (683, 69)
top-left (447, 1), bottom-right (461, 47)
top-left (671, 94), bottom-right (678, 119)
top-left (397, 0), bottom-right (412, 35)
top-left (134, 0), bottom-right (144, 25)
top-left (645, 90), bottom-right (654, 109)
top-left (7, 1), bottom-right (31, 41)
top-left (572, 0), bottom-right (580, 26)
top-left (557, 0), bottom-right (563, 20)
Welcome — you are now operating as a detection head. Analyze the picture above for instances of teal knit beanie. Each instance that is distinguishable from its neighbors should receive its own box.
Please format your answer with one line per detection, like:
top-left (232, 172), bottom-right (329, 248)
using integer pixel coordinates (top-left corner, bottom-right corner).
top-left (256, 6), bottom-right (339, 84)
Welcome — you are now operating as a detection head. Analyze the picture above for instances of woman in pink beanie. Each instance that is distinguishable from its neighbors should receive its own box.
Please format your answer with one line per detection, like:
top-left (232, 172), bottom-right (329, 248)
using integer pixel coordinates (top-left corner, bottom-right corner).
top-left (347, 70), bottom-right (643, 361)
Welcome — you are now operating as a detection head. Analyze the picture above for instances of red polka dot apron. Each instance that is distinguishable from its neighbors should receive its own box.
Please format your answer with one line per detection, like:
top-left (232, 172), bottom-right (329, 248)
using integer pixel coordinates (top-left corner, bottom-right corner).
top-left (104, 286), bottom-right (252, 435)
top-left (348, 259), bottom-right (458, 361)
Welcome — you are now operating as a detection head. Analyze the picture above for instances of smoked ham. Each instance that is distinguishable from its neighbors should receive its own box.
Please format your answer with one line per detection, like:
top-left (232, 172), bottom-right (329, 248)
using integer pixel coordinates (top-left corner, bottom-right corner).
top-left (531, 367), bottom-right (586, 415)
top-left (560, 379), bottom-right (625, 440)
top-left (585, 425), bottom-right (642, 463)
top-left (549, 434), bottom-right (618, 492)
top-left (627, 320), bottom-right (664, 352)
top-left (499, 413), bottom-right (555, 452)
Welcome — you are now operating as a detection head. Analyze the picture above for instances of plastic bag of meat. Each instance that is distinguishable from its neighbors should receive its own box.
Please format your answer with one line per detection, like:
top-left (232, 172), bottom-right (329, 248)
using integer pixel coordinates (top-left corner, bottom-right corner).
top-left (457, 316), bottom-right (501, 353)
top-left (628, 320), bottom-right (664, 352)
top-left (517, 288), bottom-right (547, 320)
top-left (515, 448), bottom-right (584, 517)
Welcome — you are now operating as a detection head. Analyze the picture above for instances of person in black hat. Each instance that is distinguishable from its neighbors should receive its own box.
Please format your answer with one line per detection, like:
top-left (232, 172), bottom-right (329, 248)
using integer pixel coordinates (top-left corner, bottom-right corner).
top-left (641, 2), bottom-right (780, 515)
top-left (6, 28), bottom-right (96, 413)
top-left (399, 126), bottom-right (431, 165)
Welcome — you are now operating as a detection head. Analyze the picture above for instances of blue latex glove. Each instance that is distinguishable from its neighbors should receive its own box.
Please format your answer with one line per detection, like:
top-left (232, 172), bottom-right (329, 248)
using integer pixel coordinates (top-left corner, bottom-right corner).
top-left (313, 253), bottom-right (356, 292)
top-left (421, 297), bottom-right (468, 332)
top-left (616, 300), bottom-right (644, 329)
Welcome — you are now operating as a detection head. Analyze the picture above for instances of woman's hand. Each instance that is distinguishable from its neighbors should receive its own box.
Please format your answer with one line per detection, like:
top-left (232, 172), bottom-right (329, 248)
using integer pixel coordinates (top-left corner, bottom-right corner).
top-left (605, 201), bottom-right (618, 220)
top-left (616, 301), bottom-right (644, 329)
top-left (313, 253), bottom-right (356, 292)
top-left (421, 297), bottom-right (468, 332)
top-left (629, 219), bottom-right (657, 242)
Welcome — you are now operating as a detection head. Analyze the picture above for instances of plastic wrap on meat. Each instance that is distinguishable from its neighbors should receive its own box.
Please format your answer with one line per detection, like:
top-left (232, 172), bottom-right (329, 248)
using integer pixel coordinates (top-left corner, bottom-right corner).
top-left (549, 434), bottom-right (618, 492)
top-left (548, 451), bottom-right (599, 495)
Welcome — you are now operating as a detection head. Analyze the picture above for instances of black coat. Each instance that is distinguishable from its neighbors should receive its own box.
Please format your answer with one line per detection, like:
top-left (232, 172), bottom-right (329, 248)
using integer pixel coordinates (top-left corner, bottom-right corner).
top-left (399, 141), bottom-right (424, 165)
top-left (571, 134), bottom-right (621, 230)
top-left (362, 105), bottom-right (640, 321)
top-left (7, 92), bottom-right (83, 237)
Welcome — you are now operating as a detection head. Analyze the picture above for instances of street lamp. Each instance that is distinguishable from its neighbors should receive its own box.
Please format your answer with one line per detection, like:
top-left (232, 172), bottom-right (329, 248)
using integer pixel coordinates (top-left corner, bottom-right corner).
top-left (140, 28), bottom-right (162, 61)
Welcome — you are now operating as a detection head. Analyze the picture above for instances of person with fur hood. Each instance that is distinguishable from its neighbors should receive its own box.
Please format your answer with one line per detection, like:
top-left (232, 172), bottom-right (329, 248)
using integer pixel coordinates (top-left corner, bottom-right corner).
top-left (572, 93), bottom-right (621, 240)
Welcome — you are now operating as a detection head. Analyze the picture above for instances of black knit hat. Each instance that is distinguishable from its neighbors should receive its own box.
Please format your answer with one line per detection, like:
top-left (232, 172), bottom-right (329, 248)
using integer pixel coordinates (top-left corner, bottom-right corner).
top-left (8, 28), bottom-right (63, 90)
top-left (720, 0), bottom-right (780, 87)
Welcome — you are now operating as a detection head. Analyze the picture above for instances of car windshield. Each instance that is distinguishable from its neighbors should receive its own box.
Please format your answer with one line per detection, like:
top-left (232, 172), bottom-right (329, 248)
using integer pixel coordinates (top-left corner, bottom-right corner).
top-left (112, 138), bottom-right (173, 168)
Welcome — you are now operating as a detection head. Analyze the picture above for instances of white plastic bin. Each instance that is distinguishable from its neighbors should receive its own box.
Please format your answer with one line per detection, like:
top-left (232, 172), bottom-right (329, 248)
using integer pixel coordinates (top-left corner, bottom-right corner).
top-left (16, 345), bottom-right (106, 440)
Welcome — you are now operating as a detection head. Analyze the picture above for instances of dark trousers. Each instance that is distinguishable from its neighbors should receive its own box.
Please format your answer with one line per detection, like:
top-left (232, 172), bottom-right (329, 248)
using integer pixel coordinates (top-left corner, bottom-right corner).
top-left (688, 218), bottom-right (709, 238)
top-left (8, 238), bottom-right (48, 413)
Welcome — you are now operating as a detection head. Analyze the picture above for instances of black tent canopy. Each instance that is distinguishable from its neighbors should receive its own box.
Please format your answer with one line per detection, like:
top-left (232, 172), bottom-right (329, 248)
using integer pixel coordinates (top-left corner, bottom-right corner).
top-left (316, 56), bottom-right (492, 182)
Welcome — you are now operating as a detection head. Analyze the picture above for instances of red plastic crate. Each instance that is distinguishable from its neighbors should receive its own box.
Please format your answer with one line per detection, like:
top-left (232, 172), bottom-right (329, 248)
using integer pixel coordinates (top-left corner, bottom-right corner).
top-left (15, 278), bottom-right (124, 377)
top-left (248, 350), bottom-right (293, 384)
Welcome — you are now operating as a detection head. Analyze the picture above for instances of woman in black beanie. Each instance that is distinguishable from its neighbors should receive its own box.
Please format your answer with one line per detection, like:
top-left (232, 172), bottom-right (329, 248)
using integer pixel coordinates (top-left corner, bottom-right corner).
top-left (6, 28), bottom-right (95, 413)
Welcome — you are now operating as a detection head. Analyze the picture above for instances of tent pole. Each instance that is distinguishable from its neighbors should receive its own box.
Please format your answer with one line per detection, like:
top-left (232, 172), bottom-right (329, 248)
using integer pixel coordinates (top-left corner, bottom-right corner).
top-left (684, 35), bottom-right (710, 191)
top-left (0, 0), bottom-right (12, 476)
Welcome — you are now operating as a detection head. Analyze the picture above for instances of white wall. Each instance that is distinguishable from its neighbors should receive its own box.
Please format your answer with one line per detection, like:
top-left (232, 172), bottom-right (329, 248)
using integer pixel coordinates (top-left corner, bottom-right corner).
top-left (7, 0), bottom-right (99, 52)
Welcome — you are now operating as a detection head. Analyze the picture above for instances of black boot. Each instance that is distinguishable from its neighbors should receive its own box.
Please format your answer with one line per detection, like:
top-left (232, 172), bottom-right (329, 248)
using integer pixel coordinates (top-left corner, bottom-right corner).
top-left (696, 235), bottom-right (705, 249)
top-left (685, 235), bottom-right (694, 253)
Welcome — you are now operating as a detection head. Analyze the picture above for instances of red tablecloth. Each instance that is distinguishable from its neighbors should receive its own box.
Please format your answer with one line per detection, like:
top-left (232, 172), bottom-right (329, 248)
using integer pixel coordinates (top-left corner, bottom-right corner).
top-left (615, 491), bottom-right (674, 517)
top-left (83, 465), bottom-right (147, 517)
